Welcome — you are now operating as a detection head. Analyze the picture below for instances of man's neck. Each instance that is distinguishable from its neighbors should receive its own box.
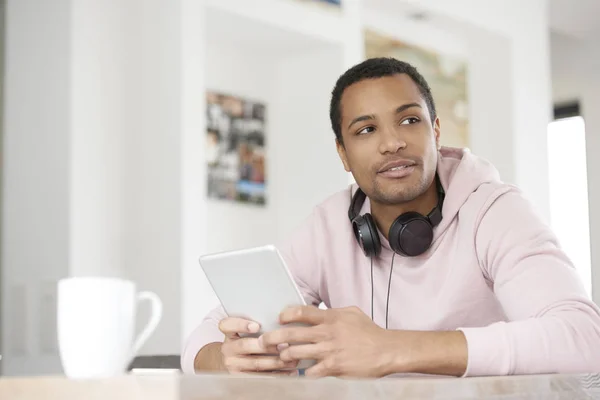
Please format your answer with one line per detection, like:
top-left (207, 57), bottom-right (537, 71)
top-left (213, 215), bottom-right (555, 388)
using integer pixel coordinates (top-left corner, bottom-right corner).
top-left (370, 181), bottom-right (439, 240)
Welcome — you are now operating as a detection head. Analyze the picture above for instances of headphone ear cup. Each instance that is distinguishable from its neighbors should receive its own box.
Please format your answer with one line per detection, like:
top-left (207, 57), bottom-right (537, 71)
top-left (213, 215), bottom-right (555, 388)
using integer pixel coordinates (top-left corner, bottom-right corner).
top-left (388, 212), bottom-right (434, 257)
top-left (352, 213), bottom-right (381, 258)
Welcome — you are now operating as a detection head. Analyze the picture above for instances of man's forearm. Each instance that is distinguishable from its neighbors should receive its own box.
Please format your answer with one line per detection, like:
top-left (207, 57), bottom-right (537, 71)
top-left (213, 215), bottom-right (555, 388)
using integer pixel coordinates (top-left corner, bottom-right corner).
top-left (384, 330), bottom-right (468, 377)
top-left (193, 342), bottom-right (226, 372)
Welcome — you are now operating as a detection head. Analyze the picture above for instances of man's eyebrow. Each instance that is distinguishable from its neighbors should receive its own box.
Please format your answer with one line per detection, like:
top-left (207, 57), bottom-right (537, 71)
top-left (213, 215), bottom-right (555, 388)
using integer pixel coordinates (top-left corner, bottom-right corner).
top-left (347, 114), bottom-right (375, 130)
top-left (347, 103), bottom-right (422, 130)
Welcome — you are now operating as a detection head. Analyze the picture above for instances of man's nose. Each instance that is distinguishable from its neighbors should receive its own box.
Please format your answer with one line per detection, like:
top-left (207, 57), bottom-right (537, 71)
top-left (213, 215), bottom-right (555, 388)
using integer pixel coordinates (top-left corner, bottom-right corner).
top-left (378, 126), bottom-right (406, 154)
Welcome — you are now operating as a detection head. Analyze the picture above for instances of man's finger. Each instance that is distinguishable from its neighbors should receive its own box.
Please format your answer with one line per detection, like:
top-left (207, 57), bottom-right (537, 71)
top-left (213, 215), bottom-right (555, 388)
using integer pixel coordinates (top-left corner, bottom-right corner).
top-left (279, 343), bottom-right (325, 362)
top-left (260, 326), bottom-right (324, 347)
top-left (228, 337), bottom-right (279, 355)
top-left (279, 305), bottom-right (327, 325)
top-left (218, 317), bottom-right (260, 338)
top-left (225, 356), bottom-right (298, 372)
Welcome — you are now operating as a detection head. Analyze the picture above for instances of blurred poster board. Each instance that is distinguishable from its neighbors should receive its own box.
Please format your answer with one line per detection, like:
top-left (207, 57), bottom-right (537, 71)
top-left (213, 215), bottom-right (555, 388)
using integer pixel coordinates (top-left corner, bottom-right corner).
top-left (206, 91), bottom-right (267, 206)
top-left (364, 29), bottom-right (470, 149)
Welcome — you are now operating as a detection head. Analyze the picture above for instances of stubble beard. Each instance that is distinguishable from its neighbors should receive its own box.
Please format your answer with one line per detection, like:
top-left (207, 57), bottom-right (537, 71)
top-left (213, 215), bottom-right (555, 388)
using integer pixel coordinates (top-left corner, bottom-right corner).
top-left (370, 171), bottom-right (432, 206)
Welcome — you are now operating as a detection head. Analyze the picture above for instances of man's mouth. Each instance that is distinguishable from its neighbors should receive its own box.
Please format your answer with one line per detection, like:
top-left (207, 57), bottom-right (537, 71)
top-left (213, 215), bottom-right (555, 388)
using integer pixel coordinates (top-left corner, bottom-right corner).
top-left (385, 165), bottom-right (412, 172)
top-left (378, 160), bottom-right (416, 173)
top-left (377, 160), bottom-right (417, 178)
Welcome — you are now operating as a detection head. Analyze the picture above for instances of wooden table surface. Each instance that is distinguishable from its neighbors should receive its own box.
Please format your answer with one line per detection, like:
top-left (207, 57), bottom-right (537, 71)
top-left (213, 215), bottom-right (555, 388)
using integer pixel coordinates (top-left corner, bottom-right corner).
top-left (2, 372), bottom-right (600, 399)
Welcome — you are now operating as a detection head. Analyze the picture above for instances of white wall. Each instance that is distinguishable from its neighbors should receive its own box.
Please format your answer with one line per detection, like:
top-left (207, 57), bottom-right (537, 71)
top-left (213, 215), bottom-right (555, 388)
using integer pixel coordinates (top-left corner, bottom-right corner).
top-left (2, 0), bottom-right (71, 375)
top-left (271, 47), bottom-right (349, 238)
top-left (550, 32), bottom-right (582, 104)
top-left (364, 9), bottom-right (468, 59)
top-left (201, 1), bottom-right (355, 256)
top-left (203, 42), bottom-right (278, 254)
top-left (464, 29), bottom-right (515, 185)
top-left (203, 41), bottom-right (349, 253)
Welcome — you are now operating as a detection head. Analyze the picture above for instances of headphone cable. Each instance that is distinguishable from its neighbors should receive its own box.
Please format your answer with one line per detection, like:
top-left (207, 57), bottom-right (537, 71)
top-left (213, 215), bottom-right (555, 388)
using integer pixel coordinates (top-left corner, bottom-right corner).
top-left (385, 253), bottom-right (395, 330)
top-left (370, 256), bottom-right (374, 322)
top-left (370, 253), bottom-right (396, 330)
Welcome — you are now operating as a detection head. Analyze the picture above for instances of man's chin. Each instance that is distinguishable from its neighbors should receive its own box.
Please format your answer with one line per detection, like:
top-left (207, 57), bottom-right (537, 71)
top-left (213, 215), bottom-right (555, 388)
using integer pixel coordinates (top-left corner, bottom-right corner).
top-left (370, 180), bottom-right (413, 202)
top-left (370, 172), bottom-right (432, 205)
top-left (370, 190), bottom-right (420, 205)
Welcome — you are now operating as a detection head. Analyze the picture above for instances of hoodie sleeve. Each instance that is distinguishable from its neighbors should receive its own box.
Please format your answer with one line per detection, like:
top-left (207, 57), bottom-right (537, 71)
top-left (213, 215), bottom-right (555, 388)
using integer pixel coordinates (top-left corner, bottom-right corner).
top-left (180, 210), bottom-right (324, 374)
top-left (276, 208), bottom-right (325, 307)
top-left (458, 186), bottom-right (600, 377)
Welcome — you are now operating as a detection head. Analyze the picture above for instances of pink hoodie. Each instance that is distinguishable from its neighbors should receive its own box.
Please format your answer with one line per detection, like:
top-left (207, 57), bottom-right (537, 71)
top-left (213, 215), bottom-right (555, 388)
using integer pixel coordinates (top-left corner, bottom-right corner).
top-left (181, 147), bottom-right (600, 376)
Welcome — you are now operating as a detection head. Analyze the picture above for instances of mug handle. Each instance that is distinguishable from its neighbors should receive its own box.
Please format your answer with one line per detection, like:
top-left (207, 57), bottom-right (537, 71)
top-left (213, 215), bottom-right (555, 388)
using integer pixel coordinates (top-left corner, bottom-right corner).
top-left (130, 291), bottom-right (163, 359)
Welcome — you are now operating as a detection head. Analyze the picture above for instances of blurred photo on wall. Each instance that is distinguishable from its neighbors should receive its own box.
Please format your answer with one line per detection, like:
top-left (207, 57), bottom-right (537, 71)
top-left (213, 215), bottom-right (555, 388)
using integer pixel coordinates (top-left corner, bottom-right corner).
top-left (206, 91), bottom-right (267, 206)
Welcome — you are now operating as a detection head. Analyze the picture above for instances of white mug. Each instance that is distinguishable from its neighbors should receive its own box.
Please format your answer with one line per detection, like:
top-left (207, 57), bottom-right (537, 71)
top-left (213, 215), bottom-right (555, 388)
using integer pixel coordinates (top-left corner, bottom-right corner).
top-left (57, 277), bottom-right (162, 379)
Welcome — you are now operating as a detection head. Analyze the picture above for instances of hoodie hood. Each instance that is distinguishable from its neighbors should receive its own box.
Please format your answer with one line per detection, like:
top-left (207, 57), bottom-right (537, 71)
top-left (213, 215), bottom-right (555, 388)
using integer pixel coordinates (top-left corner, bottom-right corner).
top-left (358, 146), bottom-right (504, 252)
top-left (435, 146), bottom-right (502, 236)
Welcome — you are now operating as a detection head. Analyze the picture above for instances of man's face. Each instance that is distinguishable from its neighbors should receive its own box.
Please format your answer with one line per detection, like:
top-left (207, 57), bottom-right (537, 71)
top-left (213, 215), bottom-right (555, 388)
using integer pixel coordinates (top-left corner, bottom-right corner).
top-left (336, 74), bottom-right (440, 205)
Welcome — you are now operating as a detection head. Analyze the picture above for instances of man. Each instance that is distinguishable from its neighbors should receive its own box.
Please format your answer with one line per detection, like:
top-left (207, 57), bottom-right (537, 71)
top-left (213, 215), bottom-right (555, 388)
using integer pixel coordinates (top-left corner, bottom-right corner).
top-left (182, 57), bottom-right (600, 378)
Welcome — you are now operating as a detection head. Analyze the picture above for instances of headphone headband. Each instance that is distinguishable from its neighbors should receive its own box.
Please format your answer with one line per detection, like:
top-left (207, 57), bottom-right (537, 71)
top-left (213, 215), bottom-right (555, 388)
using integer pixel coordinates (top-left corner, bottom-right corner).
top-left (348, 185), bottom-right (367, 222)
top-left (426, 175), bottom-right (445, 226)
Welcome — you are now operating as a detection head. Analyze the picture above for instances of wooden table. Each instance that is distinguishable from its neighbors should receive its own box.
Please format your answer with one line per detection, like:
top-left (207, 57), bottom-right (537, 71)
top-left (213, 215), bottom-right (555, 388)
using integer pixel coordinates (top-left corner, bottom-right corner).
top-left (2, 372), bottom-right (600, 399)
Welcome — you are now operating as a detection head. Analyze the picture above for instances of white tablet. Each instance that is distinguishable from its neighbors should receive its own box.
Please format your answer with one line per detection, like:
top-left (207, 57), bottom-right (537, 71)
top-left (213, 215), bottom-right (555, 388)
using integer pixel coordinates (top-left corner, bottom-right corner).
top-left (199, 245), bottom-right (316, 369)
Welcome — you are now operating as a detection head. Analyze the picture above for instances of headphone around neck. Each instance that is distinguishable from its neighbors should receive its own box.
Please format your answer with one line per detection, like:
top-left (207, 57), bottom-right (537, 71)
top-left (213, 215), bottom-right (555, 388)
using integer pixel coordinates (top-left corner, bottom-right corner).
top-left (348, 175), bottom-right (445, 258)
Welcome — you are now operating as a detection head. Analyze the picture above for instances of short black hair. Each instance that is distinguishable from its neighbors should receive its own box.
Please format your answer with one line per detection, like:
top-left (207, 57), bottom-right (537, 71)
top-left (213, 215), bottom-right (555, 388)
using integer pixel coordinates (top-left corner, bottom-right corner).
top-left (329, 57), bottom-right (436, 143)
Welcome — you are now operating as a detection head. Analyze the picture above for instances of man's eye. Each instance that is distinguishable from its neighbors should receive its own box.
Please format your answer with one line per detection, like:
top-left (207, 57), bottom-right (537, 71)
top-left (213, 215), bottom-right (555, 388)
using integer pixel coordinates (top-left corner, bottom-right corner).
top-left (357, 126), bottom-right (375, 135)
top-left (400, 117), bottom-right (420, 125)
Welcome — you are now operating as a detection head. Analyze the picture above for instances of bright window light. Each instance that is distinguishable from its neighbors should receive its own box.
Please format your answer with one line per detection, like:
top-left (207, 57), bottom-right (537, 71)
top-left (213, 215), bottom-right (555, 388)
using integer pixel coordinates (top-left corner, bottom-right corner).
top-left (547, 116), bottom-right (592, 296)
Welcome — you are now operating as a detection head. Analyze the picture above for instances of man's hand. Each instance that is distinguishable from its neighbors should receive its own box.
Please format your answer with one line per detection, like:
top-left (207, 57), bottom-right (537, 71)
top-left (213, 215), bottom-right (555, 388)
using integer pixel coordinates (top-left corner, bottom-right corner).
top-left (259, 305), bottom-right (468, 378)
top-left (218, 317), bottom-right (299, 375)
top-left (258, 306), bottom-right (395, 378)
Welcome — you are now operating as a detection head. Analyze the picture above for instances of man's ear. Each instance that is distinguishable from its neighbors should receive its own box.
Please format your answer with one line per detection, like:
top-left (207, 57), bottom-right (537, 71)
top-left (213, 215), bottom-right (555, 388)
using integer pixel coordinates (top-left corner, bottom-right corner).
top-left (336, 139), bottom-right (351, 172)
top-left (433, 117), bottom-right (441, 150)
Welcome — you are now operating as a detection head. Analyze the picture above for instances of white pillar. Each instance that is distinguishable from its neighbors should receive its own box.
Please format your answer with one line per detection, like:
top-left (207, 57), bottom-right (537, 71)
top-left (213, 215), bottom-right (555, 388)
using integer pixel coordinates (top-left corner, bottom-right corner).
top-left (179, 0), bottom-right (209, 344)
top-left (510, 0), bottom-right (552, 222)
top-left (342, 0), bottom-right (365, 69)
top-left (69, 0), bottom-right (138, 277)
top-left (464, 26), bottom-right (515, 186)
top-left (2, 0), bottom-right (71, 375)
